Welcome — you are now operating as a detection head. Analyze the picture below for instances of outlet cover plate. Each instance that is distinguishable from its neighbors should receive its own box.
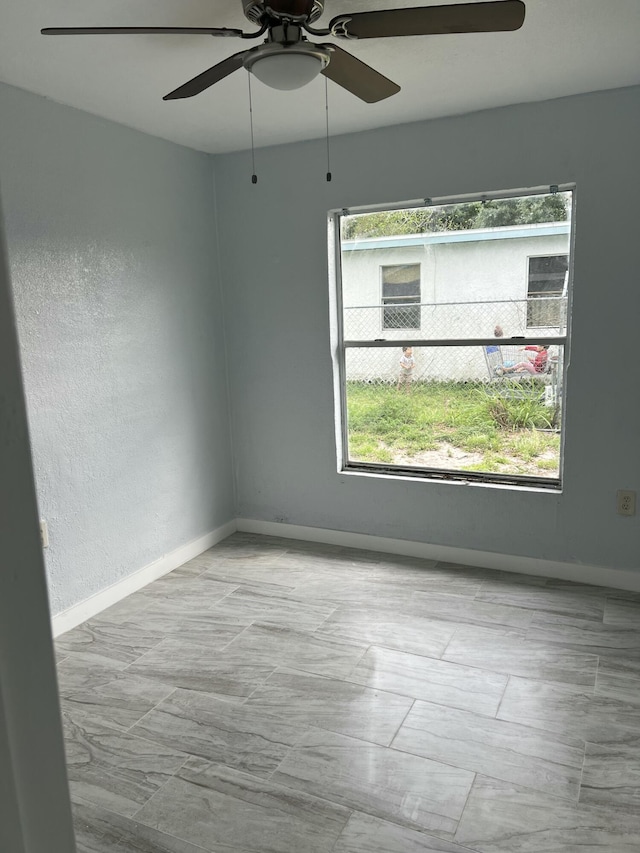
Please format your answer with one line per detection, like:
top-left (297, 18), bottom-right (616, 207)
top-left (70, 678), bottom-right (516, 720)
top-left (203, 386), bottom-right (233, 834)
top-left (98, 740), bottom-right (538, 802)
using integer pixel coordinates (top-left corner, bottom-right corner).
top-left (616, 490), bottom-right (636, 516)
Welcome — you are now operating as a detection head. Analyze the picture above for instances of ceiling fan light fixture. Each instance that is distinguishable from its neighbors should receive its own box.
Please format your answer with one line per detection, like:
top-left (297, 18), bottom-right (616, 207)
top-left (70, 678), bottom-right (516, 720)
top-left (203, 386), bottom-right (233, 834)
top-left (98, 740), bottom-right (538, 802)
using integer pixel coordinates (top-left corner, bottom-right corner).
top-left (244, 44), bottom-right (331, 91)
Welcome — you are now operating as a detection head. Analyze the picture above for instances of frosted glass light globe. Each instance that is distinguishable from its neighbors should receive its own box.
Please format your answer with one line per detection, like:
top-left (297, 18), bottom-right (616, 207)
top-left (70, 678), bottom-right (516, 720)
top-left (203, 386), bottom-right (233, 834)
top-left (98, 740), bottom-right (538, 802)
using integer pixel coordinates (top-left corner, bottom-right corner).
top-left (250, 51), bottom-right (325, 90)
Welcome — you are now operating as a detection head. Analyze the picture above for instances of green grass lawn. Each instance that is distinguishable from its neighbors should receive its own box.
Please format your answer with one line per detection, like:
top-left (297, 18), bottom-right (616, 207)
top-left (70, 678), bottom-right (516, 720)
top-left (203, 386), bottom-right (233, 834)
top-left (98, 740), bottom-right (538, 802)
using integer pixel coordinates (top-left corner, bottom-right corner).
top-left (346, 381), bottom-right (560, 477)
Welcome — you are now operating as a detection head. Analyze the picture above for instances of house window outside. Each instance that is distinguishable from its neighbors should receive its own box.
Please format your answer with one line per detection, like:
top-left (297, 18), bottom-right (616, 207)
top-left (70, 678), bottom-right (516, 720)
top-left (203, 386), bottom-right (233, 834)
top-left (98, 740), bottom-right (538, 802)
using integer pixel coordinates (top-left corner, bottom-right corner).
top-left (527, 255), bottom-right (568, 329)
top-left (382, 264), bottom-right (421, 329)
top-left (332, 187), bottom-right (574, 490)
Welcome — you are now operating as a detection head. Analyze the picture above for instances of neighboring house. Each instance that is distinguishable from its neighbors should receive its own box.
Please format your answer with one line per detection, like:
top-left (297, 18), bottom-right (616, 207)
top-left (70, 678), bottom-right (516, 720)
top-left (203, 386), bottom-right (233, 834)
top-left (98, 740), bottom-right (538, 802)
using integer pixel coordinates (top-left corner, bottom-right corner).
top-left (341, 221), bottom-right (569, 382)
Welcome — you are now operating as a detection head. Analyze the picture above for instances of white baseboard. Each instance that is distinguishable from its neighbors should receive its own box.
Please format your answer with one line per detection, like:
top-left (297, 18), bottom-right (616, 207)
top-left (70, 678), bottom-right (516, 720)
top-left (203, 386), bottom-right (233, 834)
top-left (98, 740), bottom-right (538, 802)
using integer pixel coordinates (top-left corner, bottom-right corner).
top-left (236, 518), bottom-right (640, 593)
top-left (51, 520), bottom-right (237, 637)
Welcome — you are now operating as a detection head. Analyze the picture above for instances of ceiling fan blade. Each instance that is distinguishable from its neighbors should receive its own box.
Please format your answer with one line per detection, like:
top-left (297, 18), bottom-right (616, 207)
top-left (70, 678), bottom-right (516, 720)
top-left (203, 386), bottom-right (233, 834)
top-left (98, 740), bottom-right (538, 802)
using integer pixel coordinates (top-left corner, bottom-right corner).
top-left (163, 51), bottom-right (248, 100)
top-left (329, 1), bottom-right (525, 40)
top-left (41, 27), bottom-right (245, 37)
top-left (321, 45), bottom-right (400, 103)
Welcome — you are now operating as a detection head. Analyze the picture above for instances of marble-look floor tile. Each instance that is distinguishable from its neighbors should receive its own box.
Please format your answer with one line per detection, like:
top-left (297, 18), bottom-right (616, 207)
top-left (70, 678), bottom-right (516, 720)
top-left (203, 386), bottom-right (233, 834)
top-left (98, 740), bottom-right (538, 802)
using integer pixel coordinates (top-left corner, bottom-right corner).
top-left (580, 742), bottom-right (640, 811)
top-left (203, 562), bottom-right (320, 588)
top-left (440, 565), bottom-right (548, 587)
top-left (394, 589), bottom-right (537, 632)
top-left (53, 646), bottom-right (132, 679)
top-left (292, 581), bottom-right (534, 630)
top-left (333, 812), bottom-right (476, 853)
top-left (604, 597), bottom-right (640, 627)
top-left (55, 619), bottom-right (164, 666)
top-left (72, 797), bottom-right (214, 853)
top-left (54, 533), bottom-right (640, 853)
top-left (289, 578), bottom-right (416, 607)
top-left (61, 670), bottom-right (174, 732)
top-left (70, 798), bottom-right (109, 853)
top-left (317, 607), bottom-right (457, 659)
top-left (272, 729), bottom-right (474, 838)
top-left (72, 829), bottom-right (108, 852)
top-left (399, 557), bottom-right (478, 573)
top-left (527, 612), bottom-right (640, 658)
top-left (168, 557), bottom-right (211, 579)
top-left (222, 623), bottom-right (367, 679)
top-left (201, 538), bottom-right (289, 567)
top-left (349, 645), bottom-right (507, 716)
top-left (131, 687), bottom-right (303, 777)
top-left (454, 775), bottom-right (640, 852)
top-left (135, 758), bottom-right (351, 853)
top-left (443, 625), bottom-right (598, 687)
top-left (392, 700), bottom-right (583, 801)
top-left (57, 654), bottom-right (129, 697)
top-left (271, 548), bottom-right (382, 574)
top-left (355, 566), bottom-right (485, 598)
top-left (129, 599), bottom-right (250, 647)
top-left (95, 594), bottom-right (154, 626)
top-left (138, 573), bottom-right (239, 609)
top-left (474, 583), bottom-right (605, 620)
top-left (63, 712), bottom-right (187, 818)
top-left (543, 578), bottom-right (611, 595)
top-left (596, 656), bottom-right (640, 703)
top-left (223, 540), bottom-right (381, 576)
top-left (208, 584), bottom-right (336, 631)
top-left (496, 676), bottom-right (593, 736)
top-left (244, 668), bottom-right (413, 746)
top-left (498, 675), bottom-right (640, 744)
top-left (125, 638), bottom-right (276, 698)
top-left (351, 550), bottom-right (438, 570)
top-left (177, 539), bottom-right (294, 576)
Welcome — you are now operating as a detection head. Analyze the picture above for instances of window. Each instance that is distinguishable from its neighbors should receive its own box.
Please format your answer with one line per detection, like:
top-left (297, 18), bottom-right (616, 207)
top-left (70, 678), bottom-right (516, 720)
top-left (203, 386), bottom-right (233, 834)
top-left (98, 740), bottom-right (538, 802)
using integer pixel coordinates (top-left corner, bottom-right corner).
top-left (332, 187), bottom-right (573, 489)
top-left (382, 264), bottom-right (421, 329)
top-left (527, 255), bottom-right (568, 328)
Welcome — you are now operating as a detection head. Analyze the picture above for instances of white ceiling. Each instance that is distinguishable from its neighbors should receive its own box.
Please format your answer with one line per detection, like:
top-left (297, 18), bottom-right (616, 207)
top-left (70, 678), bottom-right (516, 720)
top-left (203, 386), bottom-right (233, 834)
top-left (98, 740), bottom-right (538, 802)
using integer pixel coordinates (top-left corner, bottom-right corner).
top-left (1, 1), bottom-right (639, 154)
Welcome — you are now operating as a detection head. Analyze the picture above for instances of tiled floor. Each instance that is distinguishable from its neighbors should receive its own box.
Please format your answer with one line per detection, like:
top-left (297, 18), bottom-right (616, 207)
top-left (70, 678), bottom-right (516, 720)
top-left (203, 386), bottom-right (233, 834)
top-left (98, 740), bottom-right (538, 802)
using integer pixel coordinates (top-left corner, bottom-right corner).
top-left (55, 533), bottom-right (640, 852)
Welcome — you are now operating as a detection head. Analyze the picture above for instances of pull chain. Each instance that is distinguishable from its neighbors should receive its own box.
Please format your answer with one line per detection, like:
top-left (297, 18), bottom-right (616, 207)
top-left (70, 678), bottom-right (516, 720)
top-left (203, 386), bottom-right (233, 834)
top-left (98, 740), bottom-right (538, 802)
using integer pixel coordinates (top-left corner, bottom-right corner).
top-left (247, 71), bottom-right (257, 184)
top-left (325, 76), bottom-right (332, 182)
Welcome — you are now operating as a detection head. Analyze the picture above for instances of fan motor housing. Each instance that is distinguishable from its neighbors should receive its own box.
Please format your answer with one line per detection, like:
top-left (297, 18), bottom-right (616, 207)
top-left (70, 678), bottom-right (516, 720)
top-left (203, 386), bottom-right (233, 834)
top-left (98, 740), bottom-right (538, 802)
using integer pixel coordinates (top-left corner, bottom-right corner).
top-left (242, 0), bottom-right (325, 25)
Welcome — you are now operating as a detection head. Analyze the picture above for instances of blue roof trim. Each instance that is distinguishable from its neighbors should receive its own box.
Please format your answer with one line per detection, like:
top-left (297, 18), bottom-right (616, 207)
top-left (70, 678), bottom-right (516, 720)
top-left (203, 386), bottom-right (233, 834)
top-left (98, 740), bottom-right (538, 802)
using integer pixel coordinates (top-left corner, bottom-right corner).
top-left (342, 222), bottom-right (570, 251)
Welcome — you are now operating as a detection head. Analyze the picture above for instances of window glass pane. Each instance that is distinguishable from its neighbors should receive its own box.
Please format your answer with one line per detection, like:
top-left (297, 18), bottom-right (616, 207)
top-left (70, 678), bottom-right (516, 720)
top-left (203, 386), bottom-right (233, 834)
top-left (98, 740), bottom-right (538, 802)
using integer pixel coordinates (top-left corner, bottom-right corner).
top-left (382, 264), bottom-right (420, 297)
top-left (527, 255), bottom-right (569, 328)
top-left (344, 344), bottom-right (565, 482)
top-left (381, 264), bottom-right (421, 329)
top-left (340, 192), bottom-right (571, 341)
top-left (528, 255), bottom-right (568, 293)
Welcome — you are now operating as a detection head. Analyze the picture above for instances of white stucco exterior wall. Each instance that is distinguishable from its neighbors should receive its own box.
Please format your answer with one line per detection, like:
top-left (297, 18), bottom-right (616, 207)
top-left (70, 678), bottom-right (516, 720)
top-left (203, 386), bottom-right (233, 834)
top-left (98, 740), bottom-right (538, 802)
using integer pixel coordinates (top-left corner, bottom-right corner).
top-left (341, 224), bottom-right (569, 381)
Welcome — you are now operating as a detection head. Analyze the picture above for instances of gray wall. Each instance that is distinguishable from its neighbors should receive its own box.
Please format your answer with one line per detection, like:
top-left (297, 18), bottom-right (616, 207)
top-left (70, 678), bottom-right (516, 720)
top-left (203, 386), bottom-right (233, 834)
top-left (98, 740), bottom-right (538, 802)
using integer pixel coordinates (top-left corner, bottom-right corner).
top-left (215, 86), bottom-right (640, 574)
top-left (0, 198), bottom-right (75, 851)
top-left (0, 82), bottom-right (235, 615)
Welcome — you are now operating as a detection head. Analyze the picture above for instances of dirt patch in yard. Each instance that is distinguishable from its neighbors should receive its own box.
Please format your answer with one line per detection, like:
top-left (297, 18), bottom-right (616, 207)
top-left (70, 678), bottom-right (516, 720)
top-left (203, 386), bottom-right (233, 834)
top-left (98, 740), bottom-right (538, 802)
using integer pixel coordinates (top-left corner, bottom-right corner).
top-left (353, 440), bottom-right (559, 478)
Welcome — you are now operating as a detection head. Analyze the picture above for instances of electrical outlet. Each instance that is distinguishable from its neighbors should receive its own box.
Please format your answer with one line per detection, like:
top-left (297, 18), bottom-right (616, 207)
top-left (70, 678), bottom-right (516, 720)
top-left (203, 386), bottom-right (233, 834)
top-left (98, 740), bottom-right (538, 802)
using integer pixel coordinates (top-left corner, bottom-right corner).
top-left (39, 520), bottom-right (49, 548)
top-left (616, 490), bottom-right (636, 517)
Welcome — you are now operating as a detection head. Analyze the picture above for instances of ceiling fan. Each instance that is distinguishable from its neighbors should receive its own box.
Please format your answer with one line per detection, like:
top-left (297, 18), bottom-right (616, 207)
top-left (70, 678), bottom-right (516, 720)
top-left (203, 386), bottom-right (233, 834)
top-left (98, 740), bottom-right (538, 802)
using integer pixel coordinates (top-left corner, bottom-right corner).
top-left (42, 1), bottom-right (526, 104)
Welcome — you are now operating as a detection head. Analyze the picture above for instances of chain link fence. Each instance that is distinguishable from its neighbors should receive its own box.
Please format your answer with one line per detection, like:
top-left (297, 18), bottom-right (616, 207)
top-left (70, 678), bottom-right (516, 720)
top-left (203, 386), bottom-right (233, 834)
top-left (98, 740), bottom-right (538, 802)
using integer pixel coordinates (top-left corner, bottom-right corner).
top-left (343, 332), bottom-right (565, 480)
top-left (343, 297), bottom-right (566, 385)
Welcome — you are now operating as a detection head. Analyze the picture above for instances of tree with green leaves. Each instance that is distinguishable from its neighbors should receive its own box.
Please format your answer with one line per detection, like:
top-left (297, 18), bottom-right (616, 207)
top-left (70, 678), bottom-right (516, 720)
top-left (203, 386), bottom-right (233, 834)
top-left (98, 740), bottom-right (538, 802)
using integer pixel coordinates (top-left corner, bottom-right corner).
top-left (342, 194), bottom-right (568, 240)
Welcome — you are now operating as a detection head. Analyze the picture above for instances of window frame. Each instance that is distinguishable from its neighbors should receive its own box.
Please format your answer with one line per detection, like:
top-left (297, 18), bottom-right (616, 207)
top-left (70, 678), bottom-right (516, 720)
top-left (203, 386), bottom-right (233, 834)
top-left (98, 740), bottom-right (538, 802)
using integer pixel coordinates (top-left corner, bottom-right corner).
top-left (330, 185), bottom-right (575, 491)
